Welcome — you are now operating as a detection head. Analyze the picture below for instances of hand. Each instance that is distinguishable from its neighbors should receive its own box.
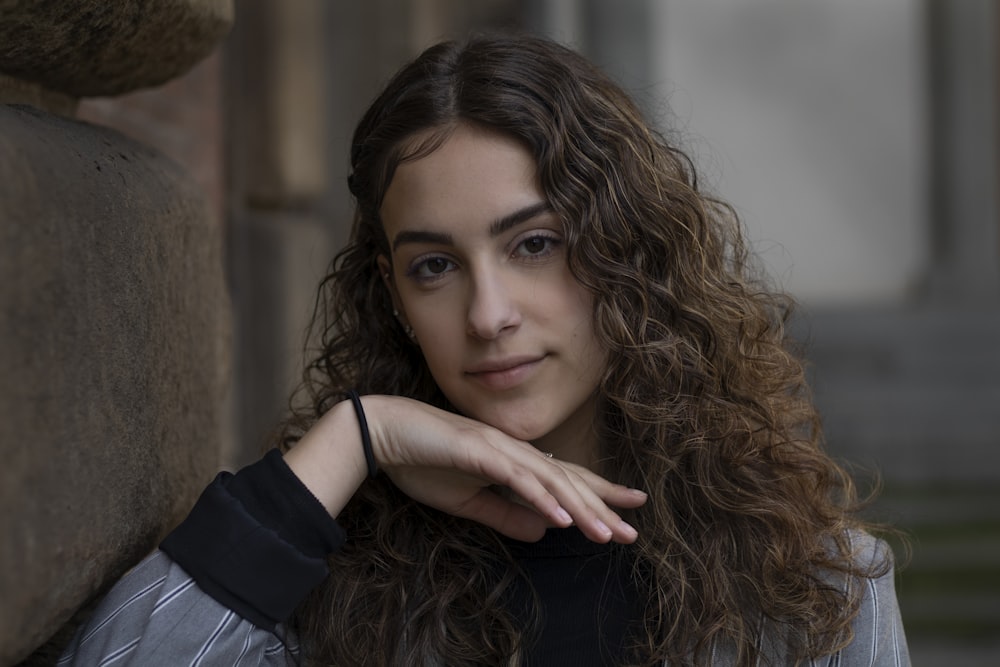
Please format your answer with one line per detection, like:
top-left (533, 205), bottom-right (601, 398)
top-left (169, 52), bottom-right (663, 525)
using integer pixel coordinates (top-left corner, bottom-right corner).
top-left (363, 395), bottom-right (647, 544)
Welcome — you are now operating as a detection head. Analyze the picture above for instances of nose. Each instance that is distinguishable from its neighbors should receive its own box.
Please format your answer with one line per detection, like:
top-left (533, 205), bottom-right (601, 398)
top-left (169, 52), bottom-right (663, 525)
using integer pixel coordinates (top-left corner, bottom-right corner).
top-left (466, 268), bottom-right (522, 340)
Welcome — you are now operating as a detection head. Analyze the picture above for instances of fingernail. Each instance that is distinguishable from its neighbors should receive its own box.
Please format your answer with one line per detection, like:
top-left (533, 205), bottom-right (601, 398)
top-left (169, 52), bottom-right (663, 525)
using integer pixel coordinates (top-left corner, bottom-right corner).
top-left (555, 507), bottom-right (572, 525)
top-left (620, 521), bottom-right (638, 540)
top-left (594, 519), bottom-right (612, 538)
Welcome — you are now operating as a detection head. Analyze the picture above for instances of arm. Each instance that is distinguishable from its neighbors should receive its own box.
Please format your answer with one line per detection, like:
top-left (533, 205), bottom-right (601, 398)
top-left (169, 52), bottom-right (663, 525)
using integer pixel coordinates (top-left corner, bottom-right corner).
top-left (57, 551), bottom-right (298, 667)
top-left (62, 395), bottom-right (647, 665)
top-left (59, 450), bottom-right (339, 666)
top-left (287, 394), bottom-right (647, 544)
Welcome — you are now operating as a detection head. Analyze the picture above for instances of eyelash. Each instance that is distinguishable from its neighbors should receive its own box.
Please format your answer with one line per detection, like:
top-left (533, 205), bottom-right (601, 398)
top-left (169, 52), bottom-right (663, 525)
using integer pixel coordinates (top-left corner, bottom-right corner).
top-left (405, 233), bottom-right (563, 284)
top-left (513, 233), bottom-right (561, 259)
top-left (406, 256), bottom-right (456, 282)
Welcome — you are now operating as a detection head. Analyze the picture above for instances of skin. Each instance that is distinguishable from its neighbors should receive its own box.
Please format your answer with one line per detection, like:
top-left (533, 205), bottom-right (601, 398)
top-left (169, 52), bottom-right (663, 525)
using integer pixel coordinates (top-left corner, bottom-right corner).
top-left (378, 124), bottom-right (607, 469)
top-left (284, 123), bottom-right (646, 544)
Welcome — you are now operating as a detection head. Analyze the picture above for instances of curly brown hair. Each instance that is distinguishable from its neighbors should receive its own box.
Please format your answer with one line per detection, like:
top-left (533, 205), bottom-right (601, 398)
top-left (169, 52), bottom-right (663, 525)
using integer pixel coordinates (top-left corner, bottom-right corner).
top-left (281, 33), bottom-right (890, 666)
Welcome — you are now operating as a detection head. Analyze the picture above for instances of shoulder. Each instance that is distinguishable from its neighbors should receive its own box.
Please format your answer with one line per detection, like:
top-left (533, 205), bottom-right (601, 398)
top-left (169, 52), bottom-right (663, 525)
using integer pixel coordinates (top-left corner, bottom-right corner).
top-left (814, 529), bottom-right (894, 592)
top-left (754, 530), bottom-right (911, 666)
top-left (687, 531), bottom-right (911, 666)
top-left (828, 530), bottom-right (911, 666)
top-left (847, 529), bottom-right (894, 569)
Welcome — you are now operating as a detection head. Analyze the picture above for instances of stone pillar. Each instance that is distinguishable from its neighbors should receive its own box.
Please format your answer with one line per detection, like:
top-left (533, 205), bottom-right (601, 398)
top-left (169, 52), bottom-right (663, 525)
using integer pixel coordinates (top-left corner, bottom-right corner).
top-left (0, 1), bottom-right (233, 663)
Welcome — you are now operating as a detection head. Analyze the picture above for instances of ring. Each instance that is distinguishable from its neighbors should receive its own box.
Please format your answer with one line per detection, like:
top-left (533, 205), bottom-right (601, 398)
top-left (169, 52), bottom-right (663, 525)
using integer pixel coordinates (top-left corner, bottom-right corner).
top-left (543, 452), bottom-right (554, 458)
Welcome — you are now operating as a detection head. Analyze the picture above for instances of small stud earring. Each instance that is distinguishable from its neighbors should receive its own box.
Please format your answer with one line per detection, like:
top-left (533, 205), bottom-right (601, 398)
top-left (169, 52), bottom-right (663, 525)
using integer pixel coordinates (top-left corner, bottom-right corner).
top-left (391, 308), bottom-right (415, 341)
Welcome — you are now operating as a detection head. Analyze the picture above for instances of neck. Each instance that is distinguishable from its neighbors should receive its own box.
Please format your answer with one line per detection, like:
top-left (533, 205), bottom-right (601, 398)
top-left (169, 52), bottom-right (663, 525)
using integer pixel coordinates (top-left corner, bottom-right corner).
top-left (531, 394), bottom-right (602, 473)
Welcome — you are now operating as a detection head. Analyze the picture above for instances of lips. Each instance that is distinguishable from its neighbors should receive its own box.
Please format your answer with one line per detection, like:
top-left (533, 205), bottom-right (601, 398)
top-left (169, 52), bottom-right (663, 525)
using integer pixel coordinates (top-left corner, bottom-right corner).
top-left (465, 355), bottom-right (545, 390)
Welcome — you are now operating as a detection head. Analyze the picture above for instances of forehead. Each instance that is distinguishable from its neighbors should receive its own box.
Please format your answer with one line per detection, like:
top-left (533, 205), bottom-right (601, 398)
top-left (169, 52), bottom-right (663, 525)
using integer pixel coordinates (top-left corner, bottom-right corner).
top-left (380, 124), bottom-right (544, 238)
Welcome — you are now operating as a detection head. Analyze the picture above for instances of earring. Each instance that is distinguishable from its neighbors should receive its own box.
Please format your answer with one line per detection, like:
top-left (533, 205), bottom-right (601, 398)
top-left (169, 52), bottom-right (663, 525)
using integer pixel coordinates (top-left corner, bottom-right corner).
top-left (392, 307), bottom-right (415, 341)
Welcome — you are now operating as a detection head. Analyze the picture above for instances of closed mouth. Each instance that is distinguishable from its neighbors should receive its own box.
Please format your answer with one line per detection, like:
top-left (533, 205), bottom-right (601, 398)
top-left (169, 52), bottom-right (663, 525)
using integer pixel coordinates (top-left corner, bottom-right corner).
top-left (465, 355), bottom-right (545, 375)
top-left (464, 355), bottom-right (546, 390)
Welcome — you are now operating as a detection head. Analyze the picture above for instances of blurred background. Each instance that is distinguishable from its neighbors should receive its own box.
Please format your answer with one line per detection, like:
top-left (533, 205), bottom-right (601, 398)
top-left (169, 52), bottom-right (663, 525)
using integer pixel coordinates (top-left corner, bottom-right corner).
top-left (4, 0), bottom-right (997, 664)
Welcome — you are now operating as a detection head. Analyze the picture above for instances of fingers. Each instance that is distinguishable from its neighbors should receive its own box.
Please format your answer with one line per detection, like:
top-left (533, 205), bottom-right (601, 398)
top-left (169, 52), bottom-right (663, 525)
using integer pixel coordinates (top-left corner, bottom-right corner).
top-left (554, 480), bottom-right (642, 545)
top-left (592, 479), bottom-right (650, 510)
top-left (496, 453), bottom-right (645, 545)
top-left (454, 476), bottom-right (636, 546)
top-left (451, 488), bottom-right (550, 542)
top-left (367, 396), bottom-right (648, 544)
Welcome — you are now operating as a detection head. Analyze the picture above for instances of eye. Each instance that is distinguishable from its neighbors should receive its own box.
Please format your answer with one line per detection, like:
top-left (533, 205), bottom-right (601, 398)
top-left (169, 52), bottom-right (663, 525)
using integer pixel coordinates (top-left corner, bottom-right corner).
top-left (513, 234), bottom-right (561, 259)
top-left (408, 255), bottom-right (456, 281)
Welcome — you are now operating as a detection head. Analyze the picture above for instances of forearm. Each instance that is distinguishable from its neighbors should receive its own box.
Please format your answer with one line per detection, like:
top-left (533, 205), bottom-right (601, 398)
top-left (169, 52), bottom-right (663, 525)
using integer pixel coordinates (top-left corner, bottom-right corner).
top-left (58, 550), bottom-right (297, 666)
top-left (282, 397), bottom-right (370, 518)
top-left (159, 449), bottom-right (346, 629)
top-left (61, 446), bottom-right (349, 666)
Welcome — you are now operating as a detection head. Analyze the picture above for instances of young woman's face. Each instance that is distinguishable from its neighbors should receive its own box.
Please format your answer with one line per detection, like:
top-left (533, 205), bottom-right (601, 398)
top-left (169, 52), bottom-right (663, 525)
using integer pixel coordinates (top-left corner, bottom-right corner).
top-left (378, 124), bottom-right (608, 462)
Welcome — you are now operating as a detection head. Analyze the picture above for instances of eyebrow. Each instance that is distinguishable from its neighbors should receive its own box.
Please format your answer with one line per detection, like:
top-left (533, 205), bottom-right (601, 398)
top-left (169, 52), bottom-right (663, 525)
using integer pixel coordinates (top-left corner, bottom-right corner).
top-left (391, 201), bottom-right (553, 251)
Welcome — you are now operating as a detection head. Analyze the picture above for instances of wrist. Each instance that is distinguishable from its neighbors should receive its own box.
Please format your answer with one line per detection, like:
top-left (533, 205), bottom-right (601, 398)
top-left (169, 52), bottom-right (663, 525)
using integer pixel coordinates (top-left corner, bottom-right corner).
top-left (345, 389), bottom-right (378, 478)
top-left (283, 398), bottom-right (370, 517)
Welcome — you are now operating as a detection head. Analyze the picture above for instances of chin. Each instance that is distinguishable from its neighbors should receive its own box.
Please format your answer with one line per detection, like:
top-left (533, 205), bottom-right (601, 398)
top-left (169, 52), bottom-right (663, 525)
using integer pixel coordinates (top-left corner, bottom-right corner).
top-left (474, 408), bottom-right (553, 443)
top-left (479, 418), bottom-right (537, 441)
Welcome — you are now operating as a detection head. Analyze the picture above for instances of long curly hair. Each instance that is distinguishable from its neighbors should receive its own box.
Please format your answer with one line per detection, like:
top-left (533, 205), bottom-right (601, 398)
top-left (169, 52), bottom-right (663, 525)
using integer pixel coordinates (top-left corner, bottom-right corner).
top-left (281, 33), bottom-right (890, 666)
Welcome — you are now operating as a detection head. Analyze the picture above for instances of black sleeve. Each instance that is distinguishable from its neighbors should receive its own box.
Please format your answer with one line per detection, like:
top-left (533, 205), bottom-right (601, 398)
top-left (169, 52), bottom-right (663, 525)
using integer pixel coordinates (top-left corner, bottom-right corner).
top-left (160, 449), bottom-right (346, 631)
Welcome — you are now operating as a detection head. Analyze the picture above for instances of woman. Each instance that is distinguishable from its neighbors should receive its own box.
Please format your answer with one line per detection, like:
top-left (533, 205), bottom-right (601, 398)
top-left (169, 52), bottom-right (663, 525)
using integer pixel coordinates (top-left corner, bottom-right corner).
top-left (60, 33), bottom-right (908, 666)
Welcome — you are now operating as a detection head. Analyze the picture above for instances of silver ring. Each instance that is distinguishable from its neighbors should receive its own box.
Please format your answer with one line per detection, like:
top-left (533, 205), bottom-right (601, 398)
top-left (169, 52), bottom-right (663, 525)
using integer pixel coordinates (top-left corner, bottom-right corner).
top-left (543, 452), bottom-right (554, 459)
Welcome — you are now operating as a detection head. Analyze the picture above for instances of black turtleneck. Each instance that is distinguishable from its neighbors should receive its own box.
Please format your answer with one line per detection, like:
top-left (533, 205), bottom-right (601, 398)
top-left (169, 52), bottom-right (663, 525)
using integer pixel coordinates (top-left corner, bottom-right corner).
top-left (505, 528), bottom-right (644, 666)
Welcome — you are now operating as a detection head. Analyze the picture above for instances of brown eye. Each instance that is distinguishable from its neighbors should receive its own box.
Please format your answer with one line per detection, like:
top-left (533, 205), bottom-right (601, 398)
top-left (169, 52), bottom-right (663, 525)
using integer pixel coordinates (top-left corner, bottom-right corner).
top-left (514, 234), bottom-right (561, 259)
top-left (426, 257), bottom-right (450, 273)
top-left (523, 237), bottom-right (548, 254)
top-left (408, 255), bottom-right (457, 283)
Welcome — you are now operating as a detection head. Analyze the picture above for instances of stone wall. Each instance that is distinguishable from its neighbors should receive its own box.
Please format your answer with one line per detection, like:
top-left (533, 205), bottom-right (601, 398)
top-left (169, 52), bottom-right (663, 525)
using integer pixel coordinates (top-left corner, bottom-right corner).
top-left (0, 2), bottom-right (233, 663)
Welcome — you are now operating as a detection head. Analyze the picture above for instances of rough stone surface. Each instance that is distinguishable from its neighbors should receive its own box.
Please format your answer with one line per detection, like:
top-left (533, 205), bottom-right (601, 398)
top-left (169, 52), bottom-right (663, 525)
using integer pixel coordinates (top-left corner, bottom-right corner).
top-left (0, 0), bottom-right (233, 97)
top-left (0, 104), bottom-right (229, 664)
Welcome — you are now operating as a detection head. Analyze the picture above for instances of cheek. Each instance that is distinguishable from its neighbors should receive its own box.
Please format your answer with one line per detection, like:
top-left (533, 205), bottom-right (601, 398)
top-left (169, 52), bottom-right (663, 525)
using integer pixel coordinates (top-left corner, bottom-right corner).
top-left (559, 283), bottom-right (598, 336)
top-left (562, 288), bottom-right (605, 368)
top-left (573, 326), bottom-right (608, 380)
top-left (405, 300), bottom-right (464, 369)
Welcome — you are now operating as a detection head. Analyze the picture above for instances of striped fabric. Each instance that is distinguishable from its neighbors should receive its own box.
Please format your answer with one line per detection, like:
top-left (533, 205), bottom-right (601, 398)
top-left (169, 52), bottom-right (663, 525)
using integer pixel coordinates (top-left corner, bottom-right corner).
top-left (58, 551), bottom-right (298, 667)
top-left (58, 547), bottom-right (909, 666)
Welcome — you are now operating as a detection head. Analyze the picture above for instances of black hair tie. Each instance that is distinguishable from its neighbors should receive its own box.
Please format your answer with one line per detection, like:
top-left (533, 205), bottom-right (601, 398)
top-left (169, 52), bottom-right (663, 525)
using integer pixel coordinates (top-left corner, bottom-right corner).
top-left (346, 389), bottom-right (378, 479)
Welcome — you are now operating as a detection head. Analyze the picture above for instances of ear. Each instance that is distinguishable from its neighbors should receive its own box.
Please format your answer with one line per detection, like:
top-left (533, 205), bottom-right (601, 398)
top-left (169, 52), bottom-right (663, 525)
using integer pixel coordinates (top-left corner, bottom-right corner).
top-left (377, 254), bottom-right (404, 317)
top-left (378, 254), bottom-right (418, 344)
